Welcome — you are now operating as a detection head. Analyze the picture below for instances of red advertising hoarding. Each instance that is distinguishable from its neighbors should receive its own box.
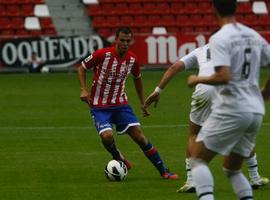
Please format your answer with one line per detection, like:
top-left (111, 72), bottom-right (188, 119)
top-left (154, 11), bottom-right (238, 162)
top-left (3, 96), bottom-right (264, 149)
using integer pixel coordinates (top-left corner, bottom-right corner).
top-left (1, 33), bottom-right (270, 69)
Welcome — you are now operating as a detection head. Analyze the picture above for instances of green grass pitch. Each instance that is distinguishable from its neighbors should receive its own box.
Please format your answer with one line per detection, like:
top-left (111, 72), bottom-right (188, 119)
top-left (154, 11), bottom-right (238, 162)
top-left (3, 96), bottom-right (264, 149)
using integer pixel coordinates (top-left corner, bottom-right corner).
top-left (0, 70), bottom-right (269, 200)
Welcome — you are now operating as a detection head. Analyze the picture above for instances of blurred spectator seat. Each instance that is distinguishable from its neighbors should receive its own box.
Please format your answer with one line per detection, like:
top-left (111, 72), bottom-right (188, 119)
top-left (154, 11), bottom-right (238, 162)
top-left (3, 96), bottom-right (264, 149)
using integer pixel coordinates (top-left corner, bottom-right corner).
top-left (0, 17), bottom-right (11, 29)
top-left (11, 17), bottom-right (25, 29)
top-left (129, 3), bottom-right (143, 15)
top-left (133, 15), bottom-right (148, 27)
top-left (238, 2), bottom-right (252, 14)
top-left (34, 4), bottom-right (50, 17)
top-left (106, 16), bottom-right (120, 28)
top-left (0, 5), bottom-right (6, 16)
top-left (21, 4), bottom-right (34, 16)
top-left (152, 27), bottom-right (167, 35)
top-left (6, 5), bottom-right (20, 16)
top-left (252, 1), bottom-right (268, 14)
top-left (160, 15), bottom-right (175, 27)
top-left (114, 3), bottom-right (129, 15)
top-left (96, 27), bottom-right (112, 38)
top-left (82, 0), bottom-right (98, 4)
top-left (39, 17), bottom-right (54, 29)
top-left (25, 16), bottom-right (41, 30)
top-left (120, 15), bottom-right (133, 27)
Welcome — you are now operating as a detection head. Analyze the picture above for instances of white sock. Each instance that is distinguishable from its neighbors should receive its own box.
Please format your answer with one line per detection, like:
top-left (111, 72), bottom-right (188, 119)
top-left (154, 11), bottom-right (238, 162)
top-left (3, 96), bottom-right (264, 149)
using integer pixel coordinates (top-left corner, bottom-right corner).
top-left (185, 158), bottom-right (193, 184)
top-left (191, 159), bottom-right (214, 200)
top-left (224, 168), bottom-right (253, 199)
top-left (245, 154), bottom-right (260, 181)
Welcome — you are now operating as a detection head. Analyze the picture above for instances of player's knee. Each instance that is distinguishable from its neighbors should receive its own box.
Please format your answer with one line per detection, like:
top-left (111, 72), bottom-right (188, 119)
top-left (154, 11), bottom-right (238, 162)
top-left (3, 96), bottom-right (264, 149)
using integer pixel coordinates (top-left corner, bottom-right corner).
top-left (223, 168), bottom-right (241, 178)
top-left (189, 158), bottom-right (208, 169)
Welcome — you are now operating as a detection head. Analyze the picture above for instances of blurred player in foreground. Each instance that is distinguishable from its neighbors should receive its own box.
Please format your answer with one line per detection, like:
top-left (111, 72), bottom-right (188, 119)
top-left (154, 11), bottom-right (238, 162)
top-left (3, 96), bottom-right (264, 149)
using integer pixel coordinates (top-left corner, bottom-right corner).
top-left (78, 27), bottom-right (178, 179)
top-left (144, 44), bottom-right (269, 194)
top-left (185, 0), bottom-right (270, 199)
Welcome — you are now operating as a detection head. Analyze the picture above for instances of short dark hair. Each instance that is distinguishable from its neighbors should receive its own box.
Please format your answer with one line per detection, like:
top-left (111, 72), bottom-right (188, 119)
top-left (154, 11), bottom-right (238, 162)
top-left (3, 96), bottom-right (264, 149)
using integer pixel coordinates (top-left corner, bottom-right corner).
top-left (115, 27), bottom-right (133, 37)
top-left (212, 0), bottom-right (237, 17)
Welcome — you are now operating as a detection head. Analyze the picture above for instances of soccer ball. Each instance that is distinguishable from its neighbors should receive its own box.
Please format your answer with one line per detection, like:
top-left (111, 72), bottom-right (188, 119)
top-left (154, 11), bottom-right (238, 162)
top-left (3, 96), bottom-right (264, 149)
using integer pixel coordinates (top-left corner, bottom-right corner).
top-left (104, 160), bottom-right (128, 181)
top-left (41, 66), bottom-right (50, 73)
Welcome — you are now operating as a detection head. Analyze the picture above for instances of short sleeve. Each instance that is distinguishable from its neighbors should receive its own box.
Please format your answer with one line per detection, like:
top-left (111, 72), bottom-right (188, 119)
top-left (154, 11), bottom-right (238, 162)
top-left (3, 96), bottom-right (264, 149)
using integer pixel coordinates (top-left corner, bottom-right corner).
top-left (81, 50), bottom-right (102, 70)
top-left (180, 48), bottom-right (199, 70)
top-left (131, 57), bottom-right (141, 78)
top-left (209, 36), bottom-right (231, 67)
top-left (260, 38), bottom-right (270, 67)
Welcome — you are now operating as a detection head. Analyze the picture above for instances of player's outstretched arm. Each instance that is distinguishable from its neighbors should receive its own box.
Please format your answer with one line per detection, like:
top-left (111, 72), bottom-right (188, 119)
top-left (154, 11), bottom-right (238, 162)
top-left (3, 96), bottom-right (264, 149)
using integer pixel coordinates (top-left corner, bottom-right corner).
top-left (78, 65), bottom-right (91, 105)
top-left (187, 66), bottom-right (230, 87)
top-left (144, 61), bottom-right (185, 108)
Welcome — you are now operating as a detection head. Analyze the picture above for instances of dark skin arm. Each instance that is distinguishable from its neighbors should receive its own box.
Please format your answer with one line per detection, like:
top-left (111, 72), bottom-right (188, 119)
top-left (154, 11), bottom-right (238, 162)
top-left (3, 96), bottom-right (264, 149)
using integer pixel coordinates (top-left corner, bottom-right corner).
top-left (133, 76), bottom-right (150, 117)
top-left (78, 65), bottom-right (91, 105)
top-left (262, 72), bottom-right (270, 101)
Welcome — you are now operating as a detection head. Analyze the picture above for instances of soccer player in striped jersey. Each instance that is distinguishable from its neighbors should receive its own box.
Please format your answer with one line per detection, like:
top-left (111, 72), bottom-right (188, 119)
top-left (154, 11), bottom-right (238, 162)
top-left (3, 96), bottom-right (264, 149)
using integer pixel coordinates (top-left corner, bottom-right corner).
top-left (186, 0), bottom-right (270, 199)
top-left (78, 27), bottom-right (178, 179)
top-left (144, 44), bottom-right (268, 193)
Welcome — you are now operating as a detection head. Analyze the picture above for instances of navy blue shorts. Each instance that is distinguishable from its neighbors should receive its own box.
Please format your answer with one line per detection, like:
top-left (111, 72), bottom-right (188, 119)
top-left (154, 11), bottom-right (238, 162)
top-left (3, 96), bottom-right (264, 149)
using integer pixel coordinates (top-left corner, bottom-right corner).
top-left (90, 105), bottom-right (140, 134)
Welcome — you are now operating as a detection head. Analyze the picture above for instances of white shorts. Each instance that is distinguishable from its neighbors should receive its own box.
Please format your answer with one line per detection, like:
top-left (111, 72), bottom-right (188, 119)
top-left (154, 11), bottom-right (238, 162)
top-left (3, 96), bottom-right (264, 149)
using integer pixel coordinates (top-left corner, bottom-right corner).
top-left (189, 85), bottom-right (215, 126)
top-left (196, 112), bottom-right (263, 157)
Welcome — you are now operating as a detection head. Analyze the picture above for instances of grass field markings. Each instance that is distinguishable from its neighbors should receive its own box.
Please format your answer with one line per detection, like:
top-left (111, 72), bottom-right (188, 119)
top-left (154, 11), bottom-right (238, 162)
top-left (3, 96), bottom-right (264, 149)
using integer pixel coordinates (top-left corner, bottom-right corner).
top-left (1, 123), bottom-right (270, 130)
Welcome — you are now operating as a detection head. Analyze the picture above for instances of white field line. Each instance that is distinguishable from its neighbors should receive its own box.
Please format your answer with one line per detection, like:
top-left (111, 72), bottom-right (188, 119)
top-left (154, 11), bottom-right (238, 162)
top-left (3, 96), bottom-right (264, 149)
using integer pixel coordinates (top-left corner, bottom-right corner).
top-left (0, 123), bottom-right (270, 130)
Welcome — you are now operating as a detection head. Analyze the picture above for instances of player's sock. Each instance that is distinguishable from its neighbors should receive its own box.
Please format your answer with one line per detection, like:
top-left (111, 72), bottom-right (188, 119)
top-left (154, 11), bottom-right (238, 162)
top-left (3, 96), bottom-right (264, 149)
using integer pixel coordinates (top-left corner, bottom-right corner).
top-left (245, 154), bottom-right (260, 181)
top-left (190, 159), bottom-right (214, 200)
top-left (102, 139), bottom-right (121, 159)
top-left (141, 142), bottom-right (166, 175)
top-left (224, 168), bottom-right (253, 199)
top-left (102, 139), bottom-right (132, 169)
top-left (185, 158), bottom-right (193, 183)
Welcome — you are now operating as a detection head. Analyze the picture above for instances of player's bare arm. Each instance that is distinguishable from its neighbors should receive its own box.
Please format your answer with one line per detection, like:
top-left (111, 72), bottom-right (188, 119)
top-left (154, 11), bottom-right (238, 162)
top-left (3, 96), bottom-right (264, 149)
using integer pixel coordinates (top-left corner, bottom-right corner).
top-left (262, 73), bottom-right (270, 101)
top-left (78, 65), bottom-right (90, 104)
top-left (187, 66), bottom-right (230, 87)
top-left (133, 75), bottom-right (150, 117)
top-left (144, 61), bottom-right (185, 108)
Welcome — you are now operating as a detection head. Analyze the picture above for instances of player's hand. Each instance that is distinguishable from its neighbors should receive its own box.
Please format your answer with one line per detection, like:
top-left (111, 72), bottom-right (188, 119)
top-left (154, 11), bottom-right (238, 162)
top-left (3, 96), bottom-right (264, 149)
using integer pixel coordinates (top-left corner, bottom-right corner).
top-left (187, 75), bottom-right (198, 87)
top-left (141, 104), bottom-right (150, 117)
top-left (144, 92), bottom-right (160, 108)
top-left (80, 90), bottom-right (91, 105)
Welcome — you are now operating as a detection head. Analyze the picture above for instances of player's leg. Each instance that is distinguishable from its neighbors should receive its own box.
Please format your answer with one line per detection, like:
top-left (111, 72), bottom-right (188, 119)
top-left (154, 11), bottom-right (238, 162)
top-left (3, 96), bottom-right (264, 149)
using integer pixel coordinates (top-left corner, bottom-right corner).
top-left (91, 107), bottom-right (132, 170)
top-left (245, 150), bottom-right (269, 189)
top-left (223, 153), bottom-right (253, 200)
top-left (190, 141), bottom-right (217, 200)
top-left (223, 112), bottom-right (263, 199)
top-left (177, 120), bottom-right (200, 193)
top-left (99, 130), bottom-right (132, 170)
top-left (127, 125), bottom-right (178, 180)
top-left (190, 111), bottom-right (250, 200)
top-left (178, 87), bottom-right (213, 192)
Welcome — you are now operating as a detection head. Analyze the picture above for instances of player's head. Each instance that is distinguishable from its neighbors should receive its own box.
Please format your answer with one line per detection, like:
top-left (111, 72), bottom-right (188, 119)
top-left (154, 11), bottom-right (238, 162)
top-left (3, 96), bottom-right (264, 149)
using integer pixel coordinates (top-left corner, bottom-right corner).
top-left (212, 0), bottom-right (237, 17)
top-left (115, 27), bottom-right (133, 57)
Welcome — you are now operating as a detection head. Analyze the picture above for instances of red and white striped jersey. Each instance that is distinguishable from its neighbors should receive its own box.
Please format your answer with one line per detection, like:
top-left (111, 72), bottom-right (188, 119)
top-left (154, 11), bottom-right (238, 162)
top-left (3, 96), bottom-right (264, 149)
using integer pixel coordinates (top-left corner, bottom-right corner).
top-left (81, 46), bottom-right (141, 108)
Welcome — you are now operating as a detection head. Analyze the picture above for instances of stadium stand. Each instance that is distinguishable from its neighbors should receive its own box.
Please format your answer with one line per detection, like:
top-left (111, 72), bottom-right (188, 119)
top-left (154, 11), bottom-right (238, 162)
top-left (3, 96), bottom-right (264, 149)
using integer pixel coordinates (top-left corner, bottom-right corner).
top-left (0, 0), bottom-right (56, 37)
top-left (0, 0), bottom-right (269, 39)
top-left (84, 0), bottom-right (269, 38)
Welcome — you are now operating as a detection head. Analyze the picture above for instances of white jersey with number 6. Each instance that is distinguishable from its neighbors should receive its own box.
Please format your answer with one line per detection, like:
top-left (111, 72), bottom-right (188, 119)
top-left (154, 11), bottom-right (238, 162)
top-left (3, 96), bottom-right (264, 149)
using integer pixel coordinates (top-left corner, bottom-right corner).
top-left (210, 23), bottom-right (270, 115)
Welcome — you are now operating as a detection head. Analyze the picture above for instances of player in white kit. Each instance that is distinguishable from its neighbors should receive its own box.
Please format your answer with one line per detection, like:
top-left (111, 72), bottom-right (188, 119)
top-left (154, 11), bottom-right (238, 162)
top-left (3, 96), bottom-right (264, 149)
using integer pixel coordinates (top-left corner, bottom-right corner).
top-left (186, 0), bottom-right (270, 199)
top-left (144, 44), bottom-right (268, 193)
